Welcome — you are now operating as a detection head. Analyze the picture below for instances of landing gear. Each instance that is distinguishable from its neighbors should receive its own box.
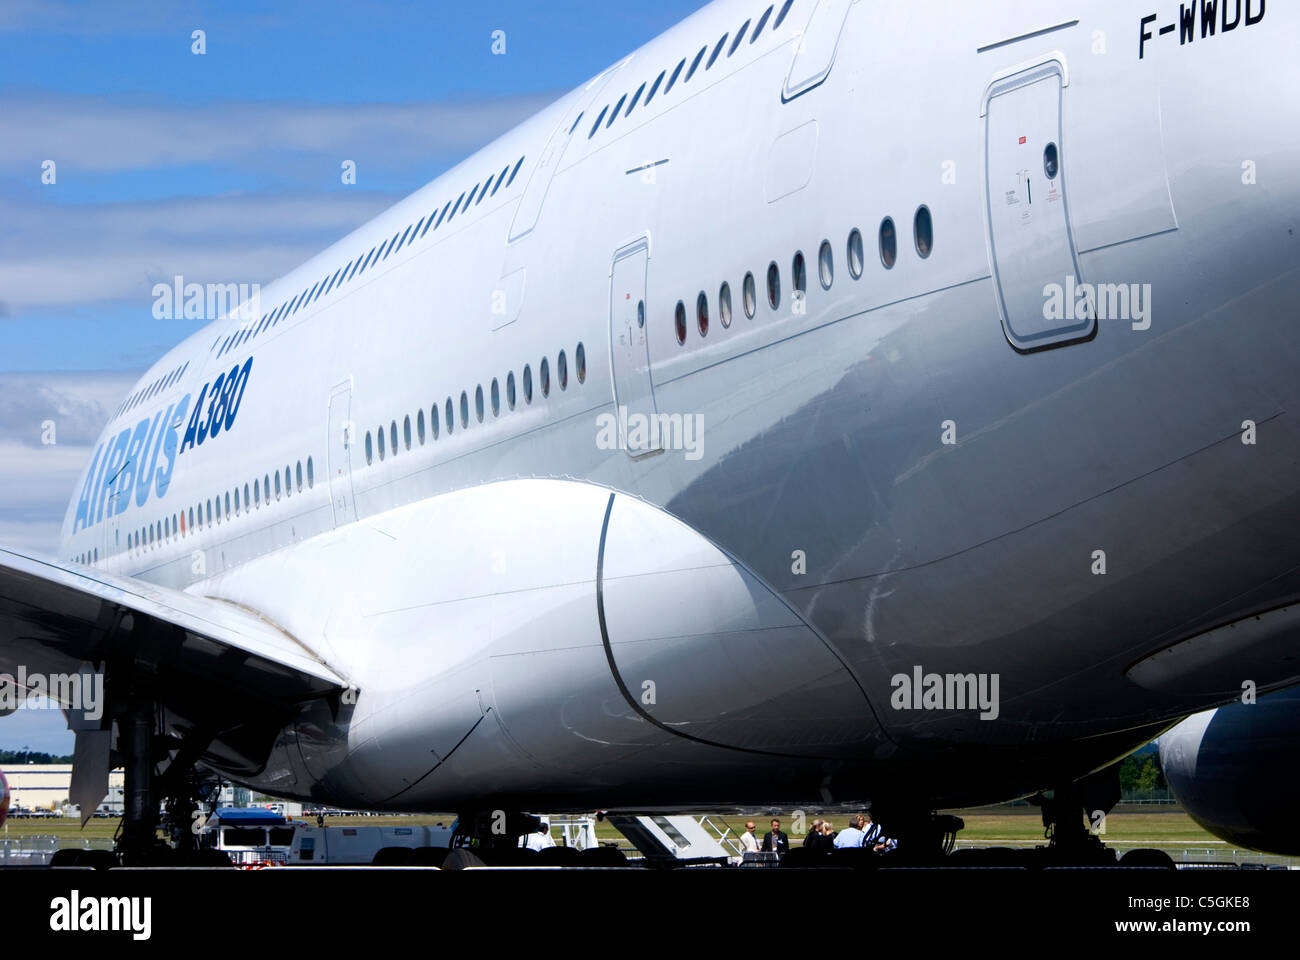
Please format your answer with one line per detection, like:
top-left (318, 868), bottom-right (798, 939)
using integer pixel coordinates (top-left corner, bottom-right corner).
top-left (117, 700), bottom-right (163, 864)
top-left (1026, 764), bottom-right (1121, 866)
top-left (112, 695), bottom-right (226, 866)
top-left (450, 810), bottom-right (544, 852)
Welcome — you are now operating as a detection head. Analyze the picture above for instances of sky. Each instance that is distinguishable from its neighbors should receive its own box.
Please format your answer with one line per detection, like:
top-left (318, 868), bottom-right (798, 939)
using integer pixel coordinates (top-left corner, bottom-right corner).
top-left (0, 0), bottom-right (710, 753)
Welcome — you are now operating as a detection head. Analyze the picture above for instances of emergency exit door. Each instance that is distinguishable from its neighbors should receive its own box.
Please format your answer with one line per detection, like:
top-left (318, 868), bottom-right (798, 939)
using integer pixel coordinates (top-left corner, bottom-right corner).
top-left (327, 380), bottom-right (357, 526)
top-left (983, 60), bottom-right (1092, 351)
top-left (608, 238), bottom-right (661, 458)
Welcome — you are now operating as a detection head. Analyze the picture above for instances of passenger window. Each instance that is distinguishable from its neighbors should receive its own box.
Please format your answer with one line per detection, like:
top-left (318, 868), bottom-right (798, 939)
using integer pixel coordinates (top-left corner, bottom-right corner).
top-left (665, 59), bottom-right (686, 94)
top-left (697, 292), bottom-right (709, 336)
top-left (446, 398), bottom-right (455, 434)
top-left (848, 229), bottom-right (864, 279)
top-left (378, 426), bottom-right (386, 460)
top-left (646, 71), bottom-right (666, 105)
top-left (540, 357), bottom-right (550, 398)
top-left (880, 218), bottom-right (897, 269)
top-left (390, 421), bottom-right (398, 453)
top-left (607, 95), bottom-right (627, 127)
top-left (774, 0), bottom-right (794, 29)
top-left (558, 350), bottom-right (568, 390)
top-left (914, 205), bottom-right (933, 258)
top-left (819, 240), bottom-right (834, 289)
top-left (707, 35), bottom-right (728, 69)
top-left (626, 83), bottom-right (645, 116)
top-left (307, 457), bottom-right (314, 487)
top-left (417, 409), bottom-right (426, 444)
top-left (431, 403), bottom-right (440, 440)
top-left (507, 371), bottom-right (517, 408)
top-left (404, 415), bottom-right (412, 450)
top-left (730, 21), bottom-right (751, 54)
top-left (675, 301), bottom-right (687, 344)
top-left (491, 378), bottom-right (500, 416)
top-left (767, 262), bottom-right (781, 310)
top-left (523, 365), bottom-right (533, 404)
top-left (719, 282), bottom-right (732, 327)
top-left (793, 251), bottom-right (807, 297)
top-left (743, 272), bottom-right (757, 318)
top-left (475, 385), bottom-right (485, 422)
top-left (460, 391), bottom-right (469, 428)
top-left (685, 47), bottom-right (706, 82)
top-left (576, 343), bottom-right (586, 383)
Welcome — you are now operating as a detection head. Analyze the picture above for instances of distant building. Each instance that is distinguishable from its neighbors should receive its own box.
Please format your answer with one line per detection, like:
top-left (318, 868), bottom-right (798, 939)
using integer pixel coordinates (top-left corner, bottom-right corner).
top-left (2, 765), bottom-right (125, 814)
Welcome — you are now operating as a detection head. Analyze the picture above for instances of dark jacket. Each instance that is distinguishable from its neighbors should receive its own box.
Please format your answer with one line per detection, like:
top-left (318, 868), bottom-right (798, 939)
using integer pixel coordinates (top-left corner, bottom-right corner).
top-left (762, 830), bottom-right (789, 854)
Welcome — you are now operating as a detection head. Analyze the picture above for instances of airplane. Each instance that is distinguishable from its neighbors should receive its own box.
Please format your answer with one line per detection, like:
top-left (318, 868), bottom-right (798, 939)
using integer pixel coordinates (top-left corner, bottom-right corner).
top-left (1, 0), bottom-right (1297, 863)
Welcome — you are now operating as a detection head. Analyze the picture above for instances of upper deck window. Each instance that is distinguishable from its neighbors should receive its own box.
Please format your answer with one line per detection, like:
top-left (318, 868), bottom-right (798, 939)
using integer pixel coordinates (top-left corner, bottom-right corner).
top-left (685, 47), bottom-right (707, 83)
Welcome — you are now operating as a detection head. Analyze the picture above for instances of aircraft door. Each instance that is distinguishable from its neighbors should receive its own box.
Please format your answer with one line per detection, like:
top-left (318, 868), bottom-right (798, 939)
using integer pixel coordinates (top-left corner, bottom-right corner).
top-left (783, 0), bottom-right (852, 101)
top-left (326, 380), bottom-right (357, 526)
top-left (983, 59), bottom-right (1093, 351)
top-left (608, 238), bottom-right (661, 459)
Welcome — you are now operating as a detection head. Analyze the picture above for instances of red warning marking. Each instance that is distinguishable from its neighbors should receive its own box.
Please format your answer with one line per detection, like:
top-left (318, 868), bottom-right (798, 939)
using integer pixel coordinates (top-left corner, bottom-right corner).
top-left (1019, 136), bottom-right (1027, 144)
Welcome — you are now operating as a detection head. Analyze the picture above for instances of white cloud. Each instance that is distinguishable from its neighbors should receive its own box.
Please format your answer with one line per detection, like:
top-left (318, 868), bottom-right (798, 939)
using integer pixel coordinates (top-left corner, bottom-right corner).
top-left (0, 372), bottom-right (139, 556)
top-left (0, 90), bottom-right (555, 174)
top-left (0, 192), bottom-right (395, 308)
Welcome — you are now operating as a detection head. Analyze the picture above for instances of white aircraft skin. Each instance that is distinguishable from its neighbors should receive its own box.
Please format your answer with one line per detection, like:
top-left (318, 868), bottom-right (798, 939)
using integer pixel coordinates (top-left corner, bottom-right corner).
top-left (50, 0), bottom-right (1300, 815)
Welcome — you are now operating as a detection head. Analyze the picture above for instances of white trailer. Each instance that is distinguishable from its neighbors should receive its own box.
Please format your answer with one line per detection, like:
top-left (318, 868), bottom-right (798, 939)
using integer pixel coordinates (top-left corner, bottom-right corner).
top-left (288, 823), bottom-right (454, 864)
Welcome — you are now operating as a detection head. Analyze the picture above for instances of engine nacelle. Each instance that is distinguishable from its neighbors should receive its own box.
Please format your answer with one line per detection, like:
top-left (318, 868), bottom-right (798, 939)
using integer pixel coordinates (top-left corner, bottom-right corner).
top-left (1159, 684), bottom-right (1300, 855)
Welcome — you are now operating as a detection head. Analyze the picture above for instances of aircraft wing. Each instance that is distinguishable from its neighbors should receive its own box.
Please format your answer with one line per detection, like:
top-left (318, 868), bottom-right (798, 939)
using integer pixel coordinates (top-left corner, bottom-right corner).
top-left (0, 545), bottom-right (345, 711)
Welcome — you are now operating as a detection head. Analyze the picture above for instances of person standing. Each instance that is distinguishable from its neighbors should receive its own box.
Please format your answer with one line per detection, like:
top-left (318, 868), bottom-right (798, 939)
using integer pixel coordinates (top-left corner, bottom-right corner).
top-left (738, 820), bottom-right (759, 855)
top-left (761, 818), bottom-right (789, 855)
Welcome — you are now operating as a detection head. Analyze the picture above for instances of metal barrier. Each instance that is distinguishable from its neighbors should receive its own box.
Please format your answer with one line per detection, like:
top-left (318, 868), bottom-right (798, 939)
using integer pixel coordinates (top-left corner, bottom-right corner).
top-left (1, 835), bottom-right (61, 865)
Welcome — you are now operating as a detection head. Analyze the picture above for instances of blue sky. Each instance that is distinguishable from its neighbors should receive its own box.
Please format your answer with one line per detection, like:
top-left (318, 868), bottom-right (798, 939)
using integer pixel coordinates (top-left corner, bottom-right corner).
top-left (0, 0), bottom-right (709, 753)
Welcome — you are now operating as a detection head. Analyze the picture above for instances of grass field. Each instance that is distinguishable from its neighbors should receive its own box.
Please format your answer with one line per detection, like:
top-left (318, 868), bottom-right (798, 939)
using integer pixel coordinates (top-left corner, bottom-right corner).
top-left (4, 806), bottom-right (1291, 866)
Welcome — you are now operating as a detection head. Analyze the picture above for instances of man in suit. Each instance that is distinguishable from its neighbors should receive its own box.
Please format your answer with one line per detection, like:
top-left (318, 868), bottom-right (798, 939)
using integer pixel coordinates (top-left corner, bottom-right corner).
top-left (761, 818), bottom-right (789, 855)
